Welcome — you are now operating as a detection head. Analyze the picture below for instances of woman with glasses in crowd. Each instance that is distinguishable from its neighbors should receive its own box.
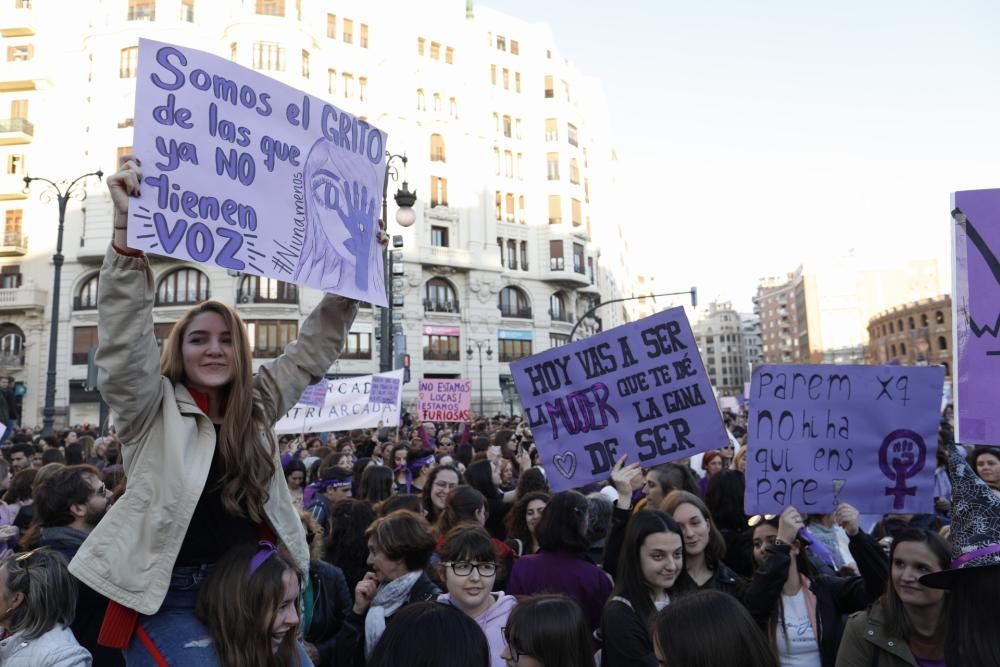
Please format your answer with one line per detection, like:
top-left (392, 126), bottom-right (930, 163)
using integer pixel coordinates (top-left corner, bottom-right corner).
top-left (422, 463), bottom-right (462, 525)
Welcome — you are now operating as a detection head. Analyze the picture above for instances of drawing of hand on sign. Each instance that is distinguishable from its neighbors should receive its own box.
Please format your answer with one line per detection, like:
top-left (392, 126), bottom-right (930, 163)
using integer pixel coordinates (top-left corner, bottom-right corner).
top-left (297, 137), bottom-right (383, 293)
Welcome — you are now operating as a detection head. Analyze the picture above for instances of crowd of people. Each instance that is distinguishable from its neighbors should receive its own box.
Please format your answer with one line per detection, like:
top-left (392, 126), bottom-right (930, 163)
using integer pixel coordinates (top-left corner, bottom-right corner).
top-left (0, 158), bottom-right (996, 666)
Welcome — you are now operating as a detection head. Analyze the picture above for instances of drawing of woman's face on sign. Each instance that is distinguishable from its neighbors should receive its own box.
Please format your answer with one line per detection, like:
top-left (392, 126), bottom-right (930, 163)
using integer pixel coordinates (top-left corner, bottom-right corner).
top-left (296, 136), bottom-right (383, 295)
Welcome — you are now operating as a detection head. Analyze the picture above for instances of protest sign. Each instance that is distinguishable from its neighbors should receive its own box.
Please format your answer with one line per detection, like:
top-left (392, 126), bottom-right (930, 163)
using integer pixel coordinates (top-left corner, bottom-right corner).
top-left (370, 375), bottom-right (401, 406)
top-left (298, 379), bottom-right (328, 407)
top-left (510, 308), bottom-right (728, 493)
top-left (274, 370), bottom-right (404, 433)
top-left (952, 189), bottom-right (1000, 445)
top-left (418, 379), bottom-right (472, 422)
top-left (745, 364), bottom-right (944, 515)
top-left (129, 39), bottom-right (387, 305)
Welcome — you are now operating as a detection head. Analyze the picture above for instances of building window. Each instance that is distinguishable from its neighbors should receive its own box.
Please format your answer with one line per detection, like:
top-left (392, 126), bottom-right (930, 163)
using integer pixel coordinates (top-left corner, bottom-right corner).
top-left (499, 287), bottom-right (531, 318)
top-left (546, 153), bottom-right (559, 180)
top-left (503, 115), bottom-right (512, 138)
top-left (246, 320), bottom-right (298, 358)
top-left (179, 0), bottom-right (194, 21)
top-left (502, 68), bottom-right (509, 90)
top-left (72, 326), bottom-right (98, 365)
top-left (450, 97), bottom-right (458, 118)
top-left (517, 154), bottom-right (524, 180)
top-left (506, 240), bottom-right (517, 267)
top-left (4, 209), bottom-right (23, 246)
top-left (908, 316), bottom-right (915, 329)
top-left (567, 123), bottom-right (579, 146)
top-left (938, 336), bottom-right (948, 350)
top-left (550, 334), bottom-right (569, 349)
top-left (342, 332), bottom-right (372, 359)
top-left (900, 342), bottom-right (907, 355)
top-left (6, 44), bottom-right (32, 61)
top-left (550, 292), bottom-right (568, 322)
top-left (587, 256), bottom-right (595, 284)
top-left (549, 240), bottom-right (564, 270)
top-left (518, 195), bottom-right (526, 223)
top-left (430, 176), bottom-right (448, 207)
top-left (127, 0), bottom-right (155, 21)
top-left (116, 146), bottom-right (133, 163)
top-left (515, 72), bottom-right (521, 93)
top-left (497, 236), bottom-right (504, 267)
top-left (256, 0), bottom-right (284, 16)
top-left (573, 243), bottom-right (585, 274)
top-left (359, 77), bottom-right (367, 101)
top-left (119, 46), bottom-right (138, 78)
top-left (156, 268), bottom-right (209, 306)
top-left (433, 92), bottom-right (441, 111)
top-left (516, 118), bottom-right (522, 139)
top-left (342, 72), bottom-right (354, 97)
top-left (327, 13), bottom-right (336, 38)
top-left (425, 277), bottom-right (459, 312)
top-left (238, 275), bottom-right (297, 304)
top-left (430, 41), bottom-right (440, 59)
top-left (494, 148), bottom-right (501, 176)
top-left (511, 40), bottom-right (519, 55)
top-left (0, 266), bottom-right (21, 289)
top-left (520, 241), bottom-right (528, 270)
top-left (328, 69), bottom-right (337, 95)
top-left (75, 274), bottom-right (100, 310)
top-left (253, 42), bottom-right (285, 71)
top-left (499, 338), bottom-right (532, 362)
top-left (424, 334), bottom-right (460, 361)
top-left (490, 64), bottom-right (497, 85)
top-left (935, 310), bottom-right (945, 324)
top-left (544, 75), bottom-right (554, 98)
top-left (416, 88), bottom-right (425, 110)
top-left (431, 225), bottom-right (449, 247)
top-left (360, 24), bottom-right (369, 48)
top-left (569, 158), bottom-right (580, 184)
top-left (417, 37), bottom-right (425, 55)
top-left (920, 314), bottom-right (928, 327)
top-left (230, 42), bottom-right (237, 61)
top-left (571, 199), bottom-right (582, 226)
top-left (495, 191), bottom-right (502, 220)
top-left (548, 195), bottom-right (561, 224)
top-left (343, 18), bottom-right (353, 43)
top-left (505, 193), bottom-right (515, 223)
top-left (301, 49), bottom-right (309, 78)
top-left (445, 46), bottom-right (454, 64)
top-left (497, 36), bottom-right (506, 51)
top-left (545, 118), bottom-right (558, 141)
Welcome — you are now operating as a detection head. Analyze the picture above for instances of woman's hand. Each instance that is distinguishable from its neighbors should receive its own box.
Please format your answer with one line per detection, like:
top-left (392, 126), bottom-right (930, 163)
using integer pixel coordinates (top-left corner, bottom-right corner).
top-left (353, 572), bottom-right (378, 615)
top-left (834, 503), bottom-right (860, 537)
top-left (610, 455), bottom-right (642, 509)
top-left (108, 153), bottom-right (142, 226)
top-left (777, 506), bottom-right (804, 545)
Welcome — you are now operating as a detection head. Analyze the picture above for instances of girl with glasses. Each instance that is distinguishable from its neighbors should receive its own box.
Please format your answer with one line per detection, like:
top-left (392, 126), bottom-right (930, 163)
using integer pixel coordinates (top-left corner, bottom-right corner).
top-left (500, 595), bottom-right (596, 667)
top-left (437, 525), bottom-right (516, 667)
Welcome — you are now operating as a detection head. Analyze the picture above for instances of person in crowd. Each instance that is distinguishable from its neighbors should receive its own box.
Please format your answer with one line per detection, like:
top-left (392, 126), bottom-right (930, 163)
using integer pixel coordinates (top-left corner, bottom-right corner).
top-left (68, 156), bottom-right (367, 662)
top-left (638, 462), bottom-right (699, 512)
top-left (41, 449), bottom-right (66, 466)
top-left (0, 548), bottom-right (92, 666)
top-left (466, 459), bottom-right (514, 540)
top-left (0, 377), bottom-right (14, 445)
top-left (6, 468), bottom-right (35, 533)
top-left (195, 541), bottom-right (308, 666)
top-left (585, 491), bottom-right (614, 567)
top-left (733, 445), bottom-right (748, 474)
top-left (359, 465), bottom-right (395, 506)
top-left (970, 446), bottom-right (1000, 497)
top-left (514, 467), bottom-right (549, 497)
top-left (350, 456), bottom-right (372, 497)
top-left (376, 494), bottom-right (424, 518)
top-left (421, 463), bottom-right (462, 525)
top-left (660, 490), bottom-right (746, 595)
top-left (437, 525), bottom-right (516, 667)
top-left (368, 601), bottom-right (490, 667)
top-left (306, 468), bottom-right (354, 533)
top-left (398, 448), bottom-right (436, 495)
top-left (836, 528), bottom-right (949, 667)
top-left (284, 459), bottom-right (308, 510)
top-left (504, 491), bottom-right (550, 558)
top-left (600, 510), bottom-right (691, 666)
top-left (340, 509), bottom-right (441, 661)
top-left (7, 444), bottom-right (32, 473)
top-left (805, 511), bottom-right (857, 575)
top-left (388, 444), bottom-right (412, 493)
top-left (651, 590), bottom-right (778, 667)
top-left (507, 490), bottom-right (612, 631)
top-left (705, 469), bottom-right (754, 578)
top-left (436, 486), bottom-right (514, 590)
top-left (500, 595), bottom-right (597, 667)
top-left (698, 450), bottom-right (725, 496)
top-left (746, 505), bottom-right (888, 667)
top-left (298, 511), bottom-right (351, 667)
top-left (325, 498), bottom-right (377, 592)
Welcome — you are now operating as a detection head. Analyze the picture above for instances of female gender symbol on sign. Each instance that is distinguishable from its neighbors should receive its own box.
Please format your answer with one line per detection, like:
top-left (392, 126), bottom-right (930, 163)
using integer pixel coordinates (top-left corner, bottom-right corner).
top-left (878, 429), bottom-right (927, 510)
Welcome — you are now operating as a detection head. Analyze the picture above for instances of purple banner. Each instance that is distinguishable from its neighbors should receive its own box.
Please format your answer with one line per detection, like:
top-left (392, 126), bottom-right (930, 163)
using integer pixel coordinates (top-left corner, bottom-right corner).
top-left (745, 364), bottom-right (944, 514)
top-left (510, 307), bottom-right (727, 493)
top-left (953, 189), bottom-right (1000, 445)
top-left (298, 379), bottom-right (329, 407)
top-left (369, 375), bottom-right (400, 405)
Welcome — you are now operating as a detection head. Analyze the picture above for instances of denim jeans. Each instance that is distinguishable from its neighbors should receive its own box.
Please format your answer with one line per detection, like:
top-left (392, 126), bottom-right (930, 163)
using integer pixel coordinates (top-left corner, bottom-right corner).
top-left (124, 565), bottom-right (314, 666)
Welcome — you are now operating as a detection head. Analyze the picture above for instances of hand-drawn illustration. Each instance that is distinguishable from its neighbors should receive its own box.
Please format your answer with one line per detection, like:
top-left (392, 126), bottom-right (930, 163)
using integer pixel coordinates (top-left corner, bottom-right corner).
top-left (296, 137), bottom-right (384, 294)
top-left (878, 429), bottom-right (926, 510)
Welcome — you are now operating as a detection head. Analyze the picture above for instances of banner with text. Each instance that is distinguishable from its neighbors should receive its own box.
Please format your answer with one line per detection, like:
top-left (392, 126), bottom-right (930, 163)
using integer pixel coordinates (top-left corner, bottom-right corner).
top-left (745, 364), bottom-right (944, 515)
top-left (129, 39), bottom-right (388, 305)
top-left (953, 189), bottom-right (1000, 445)
top-left (274, 370), bottom-right (404, 433)
top-left (510, 308), bottom-right (728, 493)
top-left (418, 379), bottom-right (472, 422)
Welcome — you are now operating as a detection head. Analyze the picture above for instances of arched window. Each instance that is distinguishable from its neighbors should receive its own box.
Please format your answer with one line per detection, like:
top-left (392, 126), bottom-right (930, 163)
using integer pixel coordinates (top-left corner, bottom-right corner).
top-left (549, 292), bottom-right (568, 322)
top-left (935, 310), bottom-right (944, 325)
top-left (897, 319), bottom-right (904, 332)
top-left (0, 323), bottom-right (24, 368)
top-left (899, 342), bottom-right (906, 355)
top-left (942, 361), bottom-right (950, 377)
top-left (920, 313), bottom-right (928, 327)
top-left (75, 273), bottom-right (100, 310)
top-left (938, 336), bottom-right (948, 350)
top-left (430, 133), bottom-right (446, 162)
top-left (156, 268), bottom-right (209, 306)
top-left (424, 278), bottom-right (459, 313)
top-left (908, 316), bottom-right (915, 330)
top-left (499, 286), bottom-right (530, 318)
top-left (416, 88), bottom-right (425, 110)
top-left (238, 275), bottom-right (297, 304)
top-left (890, 344), bottom-right (897, 357)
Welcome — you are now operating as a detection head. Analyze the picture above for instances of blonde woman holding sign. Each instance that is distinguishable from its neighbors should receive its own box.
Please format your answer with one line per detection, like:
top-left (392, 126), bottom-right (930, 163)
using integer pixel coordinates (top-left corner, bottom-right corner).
top-left (68, 155), bottom-right (382, 664)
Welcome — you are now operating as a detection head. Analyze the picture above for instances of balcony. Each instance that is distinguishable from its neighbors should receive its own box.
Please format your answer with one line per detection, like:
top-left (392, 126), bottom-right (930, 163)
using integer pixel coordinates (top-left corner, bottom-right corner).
top-left (0, 173), bottom-right (27, 200)
top-left (423, 299), bottom-right (460, 314)
top-left (499, 307), bottom-right (532, 319)
top-left (0, 118), bottom-right (33, 145)
top-left (418, 245), bottom-right (472, 272)
top-left (0, 283), bottom-right (45, 312)
top-left (0, 232), bottom-right (27, 255)
top-left (0, 60), bottom-right (51, 92)
top-left (0, 2), bottom-right (36, 37)
top-left (542, 264), bottom-right (590, 288)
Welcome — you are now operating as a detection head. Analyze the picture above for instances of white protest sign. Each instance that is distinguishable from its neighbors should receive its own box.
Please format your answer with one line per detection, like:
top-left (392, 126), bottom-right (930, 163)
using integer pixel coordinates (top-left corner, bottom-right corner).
top-left (129, 39), bottom-right (387, 305)
top-left (274, 370), bottom-right (404, 433)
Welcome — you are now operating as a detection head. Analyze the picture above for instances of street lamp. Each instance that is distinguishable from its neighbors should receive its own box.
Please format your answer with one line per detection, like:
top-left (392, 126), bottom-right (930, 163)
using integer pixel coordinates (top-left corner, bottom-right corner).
top-left (379, 153), bottom-right (416, 373)
top-left (569, 287), bottom-right (698, 341)
top-left (467, 339), bottom-right (493, 417)
top-left (23, 169), bottom-right (104, 436)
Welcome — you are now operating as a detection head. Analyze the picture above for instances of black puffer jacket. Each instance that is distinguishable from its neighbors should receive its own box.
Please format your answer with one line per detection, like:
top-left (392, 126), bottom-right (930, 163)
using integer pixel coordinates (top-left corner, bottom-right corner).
top-left (304, 560), bottom-right (352, 667)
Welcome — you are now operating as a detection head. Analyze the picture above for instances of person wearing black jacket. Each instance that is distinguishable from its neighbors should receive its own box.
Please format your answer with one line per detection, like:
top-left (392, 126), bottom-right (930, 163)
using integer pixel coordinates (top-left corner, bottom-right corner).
top-left (744, 506), bottom-right (888, 667)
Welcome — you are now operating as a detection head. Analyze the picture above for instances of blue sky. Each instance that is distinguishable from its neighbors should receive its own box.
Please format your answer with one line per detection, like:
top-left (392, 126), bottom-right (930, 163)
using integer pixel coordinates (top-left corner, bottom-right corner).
top-left (492, 0), bottom-right (1000, 310)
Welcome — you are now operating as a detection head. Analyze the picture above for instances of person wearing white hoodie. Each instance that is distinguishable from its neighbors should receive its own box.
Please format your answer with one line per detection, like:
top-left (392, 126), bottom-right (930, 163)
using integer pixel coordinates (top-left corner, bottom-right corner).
top-left (437, 525), bottom-right (517, 667)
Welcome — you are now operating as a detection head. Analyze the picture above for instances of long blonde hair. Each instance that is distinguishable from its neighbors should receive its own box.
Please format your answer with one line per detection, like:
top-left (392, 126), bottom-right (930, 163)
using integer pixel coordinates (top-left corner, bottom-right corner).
top-left (161, 300), bottom-right (276, 522)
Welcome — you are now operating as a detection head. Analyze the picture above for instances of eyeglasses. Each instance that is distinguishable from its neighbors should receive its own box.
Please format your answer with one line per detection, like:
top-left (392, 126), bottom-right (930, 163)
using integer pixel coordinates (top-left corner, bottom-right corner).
top-left (502, 626), bottom-right (529, 662)
top-left (442, 561), bottom-right (497, 577)
top-left (747, 514), bottom-right (776, 527)
top-left (433, 480), bottom-right (458, 491)
top-left (94, 484), bottom-right (108, 497)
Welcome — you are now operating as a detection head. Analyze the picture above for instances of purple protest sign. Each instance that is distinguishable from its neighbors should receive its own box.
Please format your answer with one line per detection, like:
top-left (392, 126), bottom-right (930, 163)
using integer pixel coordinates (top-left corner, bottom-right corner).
top-left (745, 364), bottom-right (944, 515)
top-left (297, 379), bottom-right (328, 407)
top-left (953, 189), bottom-right (1000, 445)
top-left (510, 307), bottom-right (727, 493)
top-left (418, 379), bottom-right (471, 422)
top-left (369, 375), bottom-right (400, 406)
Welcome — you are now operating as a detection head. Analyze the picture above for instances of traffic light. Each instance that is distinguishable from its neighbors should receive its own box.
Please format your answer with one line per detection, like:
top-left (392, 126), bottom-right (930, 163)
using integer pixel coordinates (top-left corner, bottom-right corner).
top-left (402, 353), bottom-right (411, 383)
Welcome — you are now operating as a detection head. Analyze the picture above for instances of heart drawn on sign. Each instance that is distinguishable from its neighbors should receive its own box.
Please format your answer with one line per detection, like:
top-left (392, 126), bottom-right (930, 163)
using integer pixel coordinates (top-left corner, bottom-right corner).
top-left (552, 452), bottom-right (578, 480)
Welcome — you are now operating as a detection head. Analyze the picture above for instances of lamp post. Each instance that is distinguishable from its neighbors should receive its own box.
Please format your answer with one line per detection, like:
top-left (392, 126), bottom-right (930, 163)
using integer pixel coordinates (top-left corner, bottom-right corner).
top-left (569, 287), bottom-right (698, 341)
top-left (23, 169), bottom-right (103, 436)
top-left (379, 153), bottom-right (416, 373)
top-left (467, 339), bottom-right (493, 417)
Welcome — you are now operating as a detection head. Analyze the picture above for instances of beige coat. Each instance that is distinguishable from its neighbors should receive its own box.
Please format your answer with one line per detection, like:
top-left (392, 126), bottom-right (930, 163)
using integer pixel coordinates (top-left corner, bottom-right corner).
top-left (69, 247), bottom-right (358, 615)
